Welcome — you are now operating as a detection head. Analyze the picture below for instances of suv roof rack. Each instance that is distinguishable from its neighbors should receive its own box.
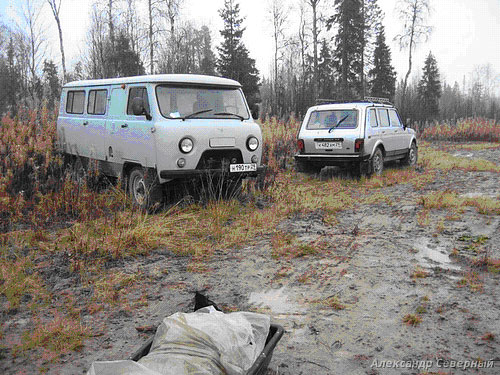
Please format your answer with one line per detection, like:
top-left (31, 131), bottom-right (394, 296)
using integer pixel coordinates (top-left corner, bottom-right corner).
top-left (316, 97), bottom-right (393, 105)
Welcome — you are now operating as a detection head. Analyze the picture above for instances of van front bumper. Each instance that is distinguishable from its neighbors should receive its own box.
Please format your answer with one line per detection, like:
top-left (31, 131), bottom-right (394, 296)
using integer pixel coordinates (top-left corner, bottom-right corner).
top-left (159, 166), bottom-right (266, 180)
top-left (295, 153), bottom-right (370, 165)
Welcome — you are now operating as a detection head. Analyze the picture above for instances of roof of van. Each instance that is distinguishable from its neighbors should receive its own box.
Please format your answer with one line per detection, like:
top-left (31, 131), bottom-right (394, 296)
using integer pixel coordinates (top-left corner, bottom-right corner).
top-left (63, 74), bottom-right (242, 88)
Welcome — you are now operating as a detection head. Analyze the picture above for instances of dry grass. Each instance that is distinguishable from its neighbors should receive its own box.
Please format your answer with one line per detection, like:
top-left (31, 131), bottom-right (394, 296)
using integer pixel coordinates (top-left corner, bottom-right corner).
top-left (419, 191), bottom-right (500, 215)
top-left (411, 267), bottom-right (430, 279)
top-left (403, 313), bottom-right (422, 326)
top-left (421, 118), bottom-right (500, 142)
top-left (16, 310), bottom-right (90, 363)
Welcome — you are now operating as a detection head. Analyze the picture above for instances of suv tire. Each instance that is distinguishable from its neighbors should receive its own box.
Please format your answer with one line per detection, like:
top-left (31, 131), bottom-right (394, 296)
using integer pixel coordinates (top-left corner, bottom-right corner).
top-left (402, 142), bottom-right (418, 167)
top-left (371, 148), bottom-right (384, 176)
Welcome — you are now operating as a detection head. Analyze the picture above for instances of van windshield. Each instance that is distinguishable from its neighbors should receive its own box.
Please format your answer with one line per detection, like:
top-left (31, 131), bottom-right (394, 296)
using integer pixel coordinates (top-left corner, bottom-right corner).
top-left (306, 110), bottom-right (358, 130)
top-left (156, 85), bottom-right (250, 120)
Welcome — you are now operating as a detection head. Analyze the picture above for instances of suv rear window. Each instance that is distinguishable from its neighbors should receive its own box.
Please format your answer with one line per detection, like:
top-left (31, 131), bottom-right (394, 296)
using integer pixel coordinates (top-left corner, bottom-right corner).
top-left (306, 110), bottom-right (358, 130)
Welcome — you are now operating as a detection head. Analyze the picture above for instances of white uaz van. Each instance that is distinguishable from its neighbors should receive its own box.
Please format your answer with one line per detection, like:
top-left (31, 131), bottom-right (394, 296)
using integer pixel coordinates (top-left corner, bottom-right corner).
top-left (57, 74), bottom-right (263, 207)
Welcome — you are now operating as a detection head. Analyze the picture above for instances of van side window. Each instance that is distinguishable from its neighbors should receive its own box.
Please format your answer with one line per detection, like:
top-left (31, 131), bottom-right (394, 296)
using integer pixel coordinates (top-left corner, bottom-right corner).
top-left (377, 109), bottom-right (390, 127)
top-left (88, 89), bottom-right (108, 115)
top-left (66, 91), bottom-right (85, 114)
top-left (388, 109), bottom-right (402, 127)
top-left (127, 87), bottom-right (150, 115)
top-left (368, 108), bottom-right (378, 128)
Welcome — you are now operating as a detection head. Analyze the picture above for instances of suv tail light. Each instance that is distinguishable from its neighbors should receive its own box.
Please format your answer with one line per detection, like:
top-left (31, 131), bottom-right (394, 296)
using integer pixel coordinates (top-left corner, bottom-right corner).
top-left (354, 138), bottom-right (364, 152)
top-left (297, 139), bottom-right (305, 153)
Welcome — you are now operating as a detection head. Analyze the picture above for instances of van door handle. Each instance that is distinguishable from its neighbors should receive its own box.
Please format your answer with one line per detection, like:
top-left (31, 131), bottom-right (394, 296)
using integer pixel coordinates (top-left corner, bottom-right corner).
top-left (121, 123), bottom-right (128, 128)
top-left (381, 131), bottom-right (386, 134)
top-left (150, 127), bottom-right (156, 133)
top-left (83, 121), bottom-right (88, 126)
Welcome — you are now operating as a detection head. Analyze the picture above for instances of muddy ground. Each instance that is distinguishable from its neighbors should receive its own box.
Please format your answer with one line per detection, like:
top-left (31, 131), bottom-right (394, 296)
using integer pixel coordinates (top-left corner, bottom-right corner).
top-left (2, 142), bottom-right (500, 374)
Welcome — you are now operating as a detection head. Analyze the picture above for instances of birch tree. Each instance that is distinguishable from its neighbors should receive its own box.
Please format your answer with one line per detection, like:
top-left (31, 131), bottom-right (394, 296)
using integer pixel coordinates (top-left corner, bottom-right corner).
top-left (394, 0), bottom-right (431, 114)
top-left (46, 0), bottom-right (66, 82)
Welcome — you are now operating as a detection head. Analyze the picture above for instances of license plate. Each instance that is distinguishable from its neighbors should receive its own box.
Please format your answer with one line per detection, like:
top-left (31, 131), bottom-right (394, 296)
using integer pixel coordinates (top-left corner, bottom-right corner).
top-left (315, 141), bottom-right (342, 149)
top-left (229, 163), bottom-right (257, 173)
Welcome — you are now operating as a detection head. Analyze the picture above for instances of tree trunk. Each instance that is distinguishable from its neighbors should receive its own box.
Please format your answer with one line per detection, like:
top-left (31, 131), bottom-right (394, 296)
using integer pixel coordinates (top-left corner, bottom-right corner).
top-left (149, 0), bottom-right (154, 74)
top-left (311, 0), bottom-right (319, 101)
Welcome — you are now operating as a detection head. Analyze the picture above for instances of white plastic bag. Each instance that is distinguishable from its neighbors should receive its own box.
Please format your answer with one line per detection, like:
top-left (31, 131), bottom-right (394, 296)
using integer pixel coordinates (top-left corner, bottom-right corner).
top-left (86, 307), bottom-right (270, 375)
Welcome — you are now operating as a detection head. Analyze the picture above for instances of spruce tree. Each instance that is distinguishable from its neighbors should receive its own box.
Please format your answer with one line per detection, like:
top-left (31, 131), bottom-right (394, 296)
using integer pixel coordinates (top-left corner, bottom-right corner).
top-left (199, 26), bottom-right (216, 76)
top-left (317, 39), bottom-right (336, 99)
top-left (328, 0), bottom-right (364, 98)
top-left (417, 51), bottom-right (441, 120)
top-left (368, 28), bottom-right (396, 100)
top-left (217, 0), bottom-right (260, 114)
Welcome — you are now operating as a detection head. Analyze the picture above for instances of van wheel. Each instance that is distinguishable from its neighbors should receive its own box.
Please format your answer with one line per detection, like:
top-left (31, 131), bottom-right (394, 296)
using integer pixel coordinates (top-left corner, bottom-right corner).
top-left (128, 167), bottom-right (163, 210)
top-left (371, 148), bottom-right (384, 176)
top-left (402, 142), bottom-right (418, 166)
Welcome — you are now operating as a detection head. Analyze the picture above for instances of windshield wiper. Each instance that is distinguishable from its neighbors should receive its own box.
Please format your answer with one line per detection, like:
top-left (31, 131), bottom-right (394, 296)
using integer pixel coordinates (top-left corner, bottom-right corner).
top-left (213, 112), bottom-right (245, 121)
top-left (183, 108), bottom-right (213, 120)
top-left (328, 114), bottom-right (349, 133)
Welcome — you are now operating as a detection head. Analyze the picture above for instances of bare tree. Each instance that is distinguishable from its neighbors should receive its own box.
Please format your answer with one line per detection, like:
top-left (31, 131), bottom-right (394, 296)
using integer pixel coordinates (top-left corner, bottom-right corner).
top-left (268, 0), bottom-right (289, 115)
top-left (124, 0), bottom-right (141, 55)
top-left (395, 0), bottom-right (431, 112)
top-left (304, 0), bottom-right (321, 100)
top-left (18, 0), bottom-right (47, 101)
top-left (46, 0), bottom-right (66, 82)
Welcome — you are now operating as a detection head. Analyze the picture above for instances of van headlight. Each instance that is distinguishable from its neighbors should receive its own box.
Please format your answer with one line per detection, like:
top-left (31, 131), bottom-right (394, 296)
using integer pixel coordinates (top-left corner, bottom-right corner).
top-left (247, 136), bottom-right (259, 151)
top-left (179, 138), bottom-right (193, 153)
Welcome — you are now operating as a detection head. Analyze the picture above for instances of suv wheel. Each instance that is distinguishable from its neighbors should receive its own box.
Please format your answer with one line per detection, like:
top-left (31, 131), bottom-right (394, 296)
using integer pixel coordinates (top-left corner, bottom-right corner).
top-left (372, 148), bottom-right (384, 175)
top-left (402, 142), bottom-right (418, 166)
top-left (128, 167), bottom-right (164, 210)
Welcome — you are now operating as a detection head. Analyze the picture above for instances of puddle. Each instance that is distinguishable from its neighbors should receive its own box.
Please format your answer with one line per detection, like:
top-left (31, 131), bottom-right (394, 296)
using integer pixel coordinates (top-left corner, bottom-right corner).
top-left (248, 287), bottom-right (306, 314)
top-left (415, 239), bottom-right (461, 271)
top-left (452, 151), bottom-right (474, 158)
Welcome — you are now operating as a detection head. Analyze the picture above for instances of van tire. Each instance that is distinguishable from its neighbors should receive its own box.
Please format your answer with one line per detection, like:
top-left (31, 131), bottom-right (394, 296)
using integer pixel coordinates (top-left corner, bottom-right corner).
top-left (128, 167), bottom-right (164, 210)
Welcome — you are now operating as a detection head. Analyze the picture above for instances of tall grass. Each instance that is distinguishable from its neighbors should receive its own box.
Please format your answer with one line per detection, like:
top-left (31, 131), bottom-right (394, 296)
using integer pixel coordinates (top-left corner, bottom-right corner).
top-left (421, 118), bottom-right (500, 142)
top-left (0, 107), bottom-right (126, 232)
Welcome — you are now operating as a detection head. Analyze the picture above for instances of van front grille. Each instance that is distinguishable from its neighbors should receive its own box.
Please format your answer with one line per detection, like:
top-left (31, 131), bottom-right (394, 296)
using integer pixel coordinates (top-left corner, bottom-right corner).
top-left (196, 149), bottom-right (243, 170)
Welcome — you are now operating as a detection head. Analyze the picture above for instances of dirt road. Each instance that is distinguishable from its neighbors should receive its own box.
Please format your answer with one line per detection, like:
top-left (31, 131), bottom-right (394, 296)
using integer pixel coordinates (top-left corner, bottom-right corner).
top-left (3, 143), bottom-right (500, 374)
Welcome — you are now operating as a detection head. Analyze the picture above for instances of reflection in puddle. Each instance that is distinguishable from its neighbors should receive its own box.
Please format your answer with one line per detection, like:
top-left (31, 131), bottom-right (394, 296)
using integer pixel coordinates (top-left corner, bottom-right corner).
top-left (415, 239), bottom-right (461, 271)
top-left (249, 287), bottom-right (305, 314)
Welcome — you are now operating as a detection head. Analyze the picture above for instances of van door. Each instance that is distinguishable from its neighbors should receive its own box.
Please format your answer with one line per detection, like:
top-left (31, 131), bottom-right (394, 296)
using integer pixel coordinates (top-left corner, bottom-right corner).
top-left (106, 85), bottom-right (157, 169)
top-left (106, 86), bottom-right (128, 168)
top-left (85, 87), bottom-right (108, 160)
top-left (122, 86), bottom-right (157, 168)
top-left (63, 89), bottom-right (87, 156)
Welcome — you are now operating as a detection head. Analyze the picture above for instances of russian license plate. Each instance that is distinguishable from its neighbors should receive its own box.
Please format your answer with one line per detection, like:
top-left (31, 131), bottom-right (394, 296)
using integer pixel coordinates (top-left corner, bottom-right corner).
top-left (230, 163), bottom-right (257, 173)
top-left (315, 141), bottom-right (342, 149)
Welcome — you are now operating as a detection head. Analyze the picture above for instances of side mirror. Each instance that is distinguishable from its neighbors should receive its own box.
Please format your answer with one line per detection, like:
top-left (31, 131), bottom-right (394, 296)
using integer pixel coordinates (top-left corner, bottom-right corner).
top-left (251, 104), bottom-right (260, 120)
top-left (131, 97), bottom-right (152, 120)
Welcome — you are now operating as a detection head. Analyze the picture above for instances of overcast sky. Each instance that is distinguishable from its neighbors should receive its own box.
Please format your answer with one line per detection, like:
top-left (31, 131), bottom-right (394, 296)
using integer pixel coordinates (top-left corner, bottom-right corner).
top-left (2, 0), bottom-right (500, 91)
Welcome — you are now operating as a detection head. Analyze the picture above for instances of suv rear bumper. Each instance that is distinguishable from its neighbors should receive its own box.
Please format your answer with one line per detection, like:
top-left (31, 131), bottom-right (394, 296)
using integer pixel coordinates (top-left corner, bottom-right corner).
top-left (160, 166), bottom-right (265, 180)
top-left (295, 153), bottom-right (370, 166)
